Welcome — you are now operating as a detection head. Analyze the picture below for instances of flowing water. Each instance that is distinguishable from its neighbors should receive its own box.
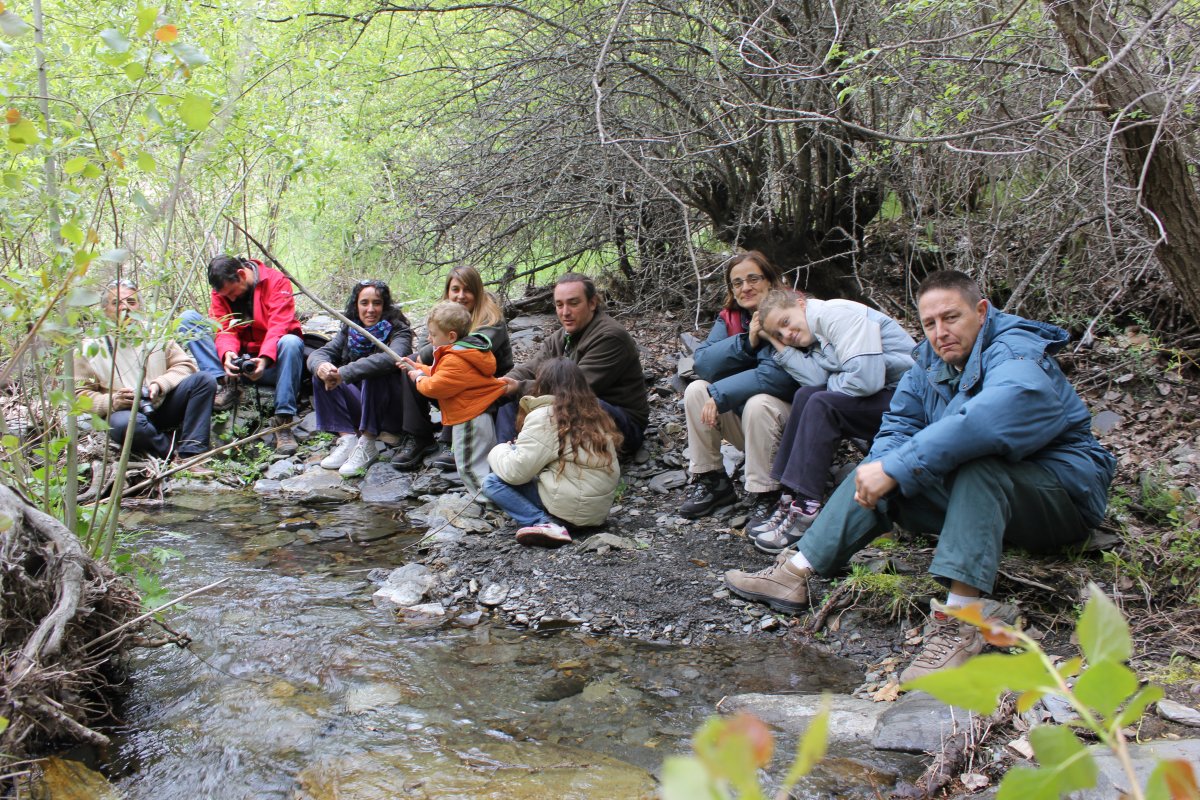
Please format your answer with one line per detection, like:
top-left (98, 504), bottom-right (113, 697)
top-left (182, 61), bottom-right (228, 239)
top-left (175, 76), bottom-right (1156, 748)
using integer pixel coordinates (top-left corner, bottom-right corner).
top-left (104, 491), bottom-right (919, 799)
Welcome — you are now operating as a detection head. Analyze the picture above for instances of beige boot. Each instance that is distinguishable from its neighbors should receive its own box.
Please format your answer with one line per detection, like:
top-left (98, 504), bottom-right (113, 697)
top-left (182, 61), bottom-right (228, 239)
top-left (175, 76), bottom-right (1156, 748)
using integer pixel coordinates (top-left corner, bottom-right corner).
top-left (723, 553), bottom-right (812, 613)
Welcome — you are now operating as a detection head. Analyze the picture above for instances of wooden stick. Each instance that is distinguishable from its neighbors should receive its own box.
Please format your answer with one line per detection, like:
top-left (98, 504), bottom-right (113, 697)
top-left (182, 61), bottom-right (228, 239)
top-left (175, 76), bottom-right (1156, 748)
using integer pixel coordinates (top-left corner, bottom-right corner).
top-left (83, 577), bottom-right (230, 650)
top-left (221, 216), bottom-right (406, 361)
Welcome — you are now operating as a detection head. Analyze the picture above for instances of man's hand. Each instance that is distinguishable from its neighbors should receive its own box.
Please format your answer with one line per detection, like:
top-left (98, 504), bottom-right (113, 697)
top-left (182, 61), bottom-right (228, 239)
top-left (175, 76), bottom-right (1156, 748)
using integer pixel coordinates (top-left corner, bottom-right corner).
top-left (700, 397), bottom-right (719, 427)
top-left (110, 388), bottom-right (136, 412)
top-left (854, 461), bottom-right (897, 510)
top-left (748, 311), bottom-right (762, 349)
top-left (243, 357), bottom-right (267, 382)
top-left (500, 376), bottom-right (520, 397)
top-left (222, 352), bottom-right (240, 379)
top-left (145, 382), bottom-right (163, 401)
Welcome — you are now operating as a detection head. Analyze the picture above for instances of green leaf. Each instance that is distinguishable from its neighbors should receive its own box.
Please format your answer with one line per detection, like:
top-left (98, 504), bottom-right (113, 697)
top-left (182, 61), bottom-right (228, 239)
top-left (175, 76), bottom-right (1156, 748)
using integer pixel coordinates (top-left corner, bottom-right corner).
top-left (1145, 759), bottom-right (1200, 800)
top-left (0, 512), bottom-right (13, 533)
top-left (99, 28), bottom-right (131, 54)
top-left (1073, 660), bottom-right (1138, 719)
top-left (179, 93), bottom-right (213, 131)
top-left (1077, 583), bottom-right (1131, 665)
top-left (101, 248), bottom-right (130, 264)
top-left (0, 10), bottom-right (32, 37)
top-left (64, 156), bottom-right (89, 174)
top-left (903, 650), bottom-right (1052, 714)
top-left (2, 171), bottom-right (18, 188)
top-left (82, 162), bottom-right (102, 179)
top-left (1114, 684), bottom-right (1164, 728)
top-left (60, 221), bottom-right (84, 245)
top-left (782, 699), bottom-right (829, 788)
top-left (66, 286), bottom-right (100, 307)
top-left (132, 190), bottom-right (156, 216)
top-left (171, 42), bottom-right (210, 68)
top-left (73, 249), bottom-right (96, 267)
top-left (124, 62), bottom-right (146, 81)
top-left (996, 726), bottom-right (1097, 800)
top-left (136, 151), bottom-right (155, 172)
top-left (660, 756), bottom-right (723, 800)
top-left (8, 117), bottom-right (39, 144)
top-left (136, 6), bottom-right (160, 38)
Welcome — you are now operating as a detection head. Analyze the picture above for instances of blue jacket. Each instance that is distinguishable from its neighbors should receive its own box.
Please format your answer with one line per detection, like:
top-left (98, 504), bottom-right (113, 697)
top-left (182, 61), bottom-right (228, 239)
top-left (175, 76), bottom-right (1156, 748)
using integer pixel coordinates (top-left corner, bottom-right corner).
top-left (870, 304), bottom-right (1115, 527)
top-left (693, 311), bottom-right (798, 414)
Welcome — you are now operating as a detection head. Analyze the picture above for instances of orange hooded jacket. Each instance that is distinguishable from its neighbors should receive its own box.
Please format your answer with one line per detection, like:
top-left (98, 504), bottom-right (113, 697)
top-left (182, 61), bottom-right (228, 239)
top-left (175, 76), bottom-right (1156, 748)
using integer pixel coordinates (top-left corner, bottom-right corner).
top-left (411, 334), bottom-right (507, 425)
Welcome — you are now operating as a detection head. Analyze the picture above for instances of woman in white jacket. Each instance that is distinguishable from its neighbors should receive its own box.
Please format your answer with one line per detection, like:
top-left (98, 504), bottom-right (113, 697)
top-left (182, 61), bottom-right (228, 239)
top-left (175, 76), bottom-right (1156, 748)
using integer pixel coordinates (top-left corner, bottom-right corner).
top-left (484, 358), bottom-right (624, 547)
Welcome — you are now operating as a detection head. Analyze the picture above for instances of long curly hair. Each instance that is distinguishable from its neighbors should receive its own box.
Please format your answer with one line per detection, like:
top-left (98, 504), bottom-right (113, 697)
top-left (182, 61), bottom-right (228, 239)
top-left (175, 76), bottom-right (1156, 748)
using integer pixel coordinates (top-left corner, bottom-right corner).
top-left (344, 279), bottom-right (408, 328)
top-left (522, 358), bottom-right (622, 471)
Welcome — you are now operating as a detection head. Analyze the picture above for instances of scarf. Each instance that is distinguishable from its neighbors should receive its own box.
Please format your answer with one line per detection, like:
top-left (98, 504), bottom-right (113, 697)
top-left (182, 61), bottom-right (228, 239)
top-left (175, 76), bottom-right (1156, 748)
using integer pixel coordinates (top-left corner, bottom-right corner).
top-left (348, 319), bottom-right (393, 358)
top-left (718, 307), bottom-right (749, 336)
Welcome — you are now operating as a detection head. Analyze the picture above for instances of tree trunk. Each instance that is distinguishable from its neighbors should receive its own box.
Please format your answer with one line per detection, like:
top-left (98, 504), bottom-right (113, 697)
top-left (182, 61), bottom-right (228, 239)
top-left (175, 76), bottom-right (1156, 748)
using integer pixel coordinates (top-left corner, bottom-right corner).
top-left (1046, 0), bottom-right (1200, 324)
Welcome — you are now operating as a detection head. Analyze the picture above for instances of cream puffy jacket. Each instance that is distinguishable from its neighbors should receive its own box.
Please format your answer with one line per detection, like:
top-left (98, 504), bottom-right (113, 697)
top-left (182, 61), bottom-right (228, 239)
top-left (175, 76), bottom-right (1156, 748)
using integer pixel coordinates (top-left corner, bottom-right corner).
top-left (74, 336), bottom-right (197, 417)
top-left (487, 395), bottom-right (620, 527)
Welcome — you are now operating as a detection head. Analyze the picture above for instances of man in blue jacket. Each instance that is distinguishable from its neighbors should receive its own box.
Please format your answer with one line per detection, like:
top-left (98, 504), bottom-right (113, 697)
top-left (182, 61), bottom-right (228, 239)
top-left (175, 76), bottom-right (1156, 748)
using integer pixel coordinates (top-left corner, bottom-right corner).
top-left (724, 270), bottom-right (1115, 681)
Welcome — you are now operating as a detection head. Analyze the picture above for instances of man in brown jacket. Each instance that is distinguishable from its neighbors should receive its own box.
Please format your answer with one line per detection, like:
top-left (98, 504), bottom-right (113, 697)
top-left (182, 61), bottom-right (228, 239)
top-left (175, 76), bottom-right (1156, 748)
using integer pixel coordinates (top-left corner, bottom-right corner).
top-left (497, 273), bottom-right (649, 456)
top-left (75, 280), bottom-right (217, 461)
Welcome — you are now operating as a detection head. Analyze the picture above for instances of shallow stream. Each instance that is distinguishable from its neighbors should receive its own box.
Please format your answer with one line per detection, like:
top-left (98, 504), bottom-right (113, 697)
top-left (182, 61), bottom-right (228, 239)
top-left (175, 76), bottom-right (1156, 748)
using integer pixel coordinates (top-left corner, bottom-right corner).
top-left (105, 491), bottom-right (918, 799)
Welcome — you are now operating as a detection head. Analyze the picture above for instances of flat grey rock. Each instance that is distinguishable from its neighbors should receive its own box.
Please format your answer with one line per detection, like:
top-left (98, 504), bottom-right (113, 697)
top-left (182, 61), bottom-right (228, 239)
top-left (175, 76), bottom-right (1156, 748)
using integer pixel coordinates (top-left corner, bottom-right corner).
top-left (581, 533), bottom-right (637, 552)
top-left (373, 582), bottom-right (427, 609)
top-left (360, 463), bottom-right (413, 504)
top-left (718, 693), bottom-right (884, 744)
top-left (1081, 739), bottom-right (1200, 799)
top-left (648, 470), bottom-right (687, 494)
top-left (279, 469), bottom-right (359, 502)
top-left (1092, 409), bottom-right (1123, 435)
top-left (508, 313), bottom-right (556, 332)
top-left (479, 583), bottom-right (509, 607)
top-left (1157, 699), bottom-right (1200, 727)
top-left (264, 459), bottom-right (298, 480)
top-left (252, 479), bottom-right (282, 494)
top-left (872, 691), bottom-right (973, 753)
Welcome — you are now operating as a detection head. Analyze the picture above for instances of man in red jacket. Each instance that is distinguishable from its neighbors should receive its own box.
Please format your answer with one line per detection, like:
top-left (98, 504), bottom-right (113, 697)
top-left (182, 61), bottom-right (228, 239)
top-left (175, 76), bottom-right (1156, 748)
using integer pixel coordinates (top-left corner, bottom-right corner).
top-left (206, 254), bottom-right (304, 454)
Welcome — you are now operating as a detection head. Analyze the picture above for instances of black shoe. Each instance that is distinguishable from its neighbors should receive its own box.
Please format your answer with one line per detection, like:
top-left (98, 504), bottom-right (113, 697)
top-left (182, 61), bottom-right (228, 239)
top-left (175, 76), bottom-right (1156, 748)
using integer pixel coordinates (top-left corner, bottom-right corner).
top-left (391, 436), bottom-right (437, 471)
top-left (744, 490), bottom-right (783, 533)
top-left (679, 471), bottom-right (737, 519)
top-left (432, 445), bottom-right (457, 472)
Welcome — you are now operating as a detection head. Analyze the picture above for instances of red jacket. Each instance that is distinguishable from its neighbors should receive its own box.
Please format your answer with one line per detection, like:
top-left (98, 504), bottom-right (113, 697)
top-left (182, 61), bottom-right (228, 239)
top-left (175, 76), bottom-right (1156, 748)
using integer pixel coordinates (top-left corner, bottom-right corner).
top-left (209, 260), bottom-right (302, 363)
top-left (412, 337), bottom-right (506, 425)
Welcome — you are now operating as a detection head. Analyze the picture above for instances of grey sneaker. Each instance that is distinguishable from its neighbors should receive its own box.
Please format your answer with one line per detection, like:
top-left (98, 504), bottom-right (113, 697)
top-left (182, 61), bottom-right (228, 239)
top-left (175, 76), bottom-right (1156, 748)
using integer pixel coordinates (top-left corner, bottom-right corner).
top-left (753, 500), bottom-right (820, 554)
top-left (899, 609), bottom-right (986, 683)
top-left (723, 553), bottom-right (812, 614)
top-left (749, 495), bottom-right (793, 535)
top-left (679, 471), bottom-right (737, 519)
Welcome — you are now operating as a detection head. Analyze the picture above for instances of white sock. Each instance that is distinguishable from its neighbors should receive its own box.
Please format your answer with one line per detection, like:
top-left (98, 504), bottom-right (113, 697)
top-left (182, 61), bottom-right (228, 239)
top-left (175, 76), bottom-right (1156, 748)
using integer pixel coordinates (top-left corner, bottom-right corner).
top-left (945, 591), bottom-right (977, 609)
top-left (788, 550), bottom-right (813, 571)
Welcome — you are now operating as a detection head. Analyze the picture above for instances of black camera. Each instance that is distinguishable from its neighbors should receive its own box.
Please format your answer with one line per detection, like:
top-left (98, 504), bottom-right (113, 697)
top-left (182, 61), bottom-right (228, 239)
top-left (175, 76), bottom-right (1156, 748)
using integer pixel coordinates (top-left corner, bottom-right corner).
top-left (230, 354), bottom-right (256, 375)
top-left (139, 387), bottom-right (156, 416)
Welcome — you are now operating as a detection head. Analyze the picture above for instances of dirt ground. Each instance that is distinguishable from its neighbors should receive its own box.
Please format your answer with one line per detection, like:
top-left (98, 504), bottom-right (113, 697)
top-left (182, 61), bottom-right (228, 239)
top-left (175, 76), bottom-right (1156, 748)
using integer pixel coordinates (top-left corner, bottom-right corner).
top-left (409, 304), bottom-right (1200, 706)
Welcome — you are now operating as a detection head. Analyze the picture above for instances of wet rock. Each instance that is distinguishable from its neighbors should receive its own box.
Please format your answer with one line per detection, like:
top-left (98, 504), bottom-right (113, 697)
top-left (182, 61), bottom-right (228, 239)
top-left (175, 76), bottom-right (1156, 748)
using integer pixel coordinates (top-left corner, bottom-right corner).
top-left (580, 533), bottom-right (637, 553)
top-left (359, 462), bottom-right (413, 504)
top-left (648, 470), bottom-right (687, 494)
top-left (403, 602), bottom-right (446, 617)
top-left (279, 469), bottom-right (359, 502)
top-left (36, 757), bottom-right (120, 800)
top-left (456, 610), bottom-right (484, 627)
top-left (279, 516), bottom-right (316, 531)
top-left (479, 582), bottom-right (509, 607)
top-left (410, 472), bottom-right (454, 495)
top-left (1157, 698), bottom-right (1200, 727)
top-left (718, 693), bottom-right (884, 744)
top-left (372, 564), bottom-right (435, 609)
top-left (252, 478), bottom-right (282, 494)
top-left (872, 691), bottom-right (970, 753)
top-left (244, 530), bottom-right (298, 551)
top-left (344, 682), bottom-right (407, 713)
top-left (1091, 409), bottom-right (1123, 435)
top-left (1080, 739), bottom-right (1200, 799)
top-left (265, 459), bottom-right (298, 480)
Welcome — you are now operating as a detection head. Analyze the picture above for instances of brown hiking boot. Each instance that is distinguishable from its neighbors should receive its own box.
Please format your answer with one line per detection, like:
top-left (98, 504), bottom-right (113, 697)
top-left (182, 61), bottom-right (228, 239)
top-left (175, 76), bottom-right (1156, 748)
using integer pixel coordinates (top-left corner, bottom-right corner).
top-left (273, 415), bottom-right (299, 456)
top-left (213, 379), bottom-right (241, 412)
top-left (723, 553), bottom-right (812, 614)
top-left (899, 609), bottom-right (985, 683)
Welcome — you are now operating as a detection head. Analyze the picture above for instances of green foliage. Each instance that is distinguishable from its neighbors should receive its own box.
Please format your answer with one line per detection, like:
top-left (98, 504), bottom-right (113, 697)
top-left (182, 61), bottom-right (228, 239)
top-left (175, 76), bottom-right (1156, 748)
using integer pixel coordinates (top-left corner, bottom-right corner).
top-left (212, 441), bottom-right (273, 484)
top-left (838, 563), bottom-right (942, 619)
top-left (661, 702), bottom-right (830, 799)
top-left (904, 586), bottom-right (1193, 800)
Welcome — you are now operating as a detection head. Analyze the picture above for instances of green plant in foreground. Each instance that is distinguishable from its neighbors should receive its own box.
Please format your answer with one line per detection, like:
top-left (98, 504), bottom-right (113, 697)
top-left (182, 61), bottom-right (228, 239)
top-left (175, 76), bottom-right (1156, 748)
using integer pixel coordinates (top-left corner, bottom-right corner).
top-left (660, 700), bottom-right (830, 799)
top-left (904, 584), bottom-right (1199, 800)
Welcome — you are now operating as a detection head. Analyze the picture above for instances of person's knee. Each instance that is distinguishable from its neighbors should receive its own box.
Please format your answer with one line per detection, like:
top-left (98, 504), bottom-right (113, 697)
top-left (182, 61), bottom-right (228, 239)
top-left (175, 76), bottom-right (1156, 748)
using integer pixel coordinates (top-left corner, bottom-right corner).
top-left (179, 309), bottom-right (204, 326)
top-left (195, 372), bottom-right (218, 393)
top-left (482, 473), bottom-right (503, 494)
top-left (684, 379), bottom-right (711, 412)
top-left (277, 334), bottom-right (303, 356)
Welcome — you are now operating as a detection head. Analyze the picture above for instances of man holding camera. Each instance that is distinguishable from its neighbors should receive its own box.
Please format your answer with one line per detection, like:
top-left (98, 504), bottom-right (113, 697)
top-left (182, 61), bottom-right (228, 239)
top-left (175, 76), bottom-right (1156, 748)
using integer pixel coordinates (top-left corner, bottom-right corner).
top-left (75, 280), bottom-right (217, 466)
top-left (205, 254), bottom-right (305, 455)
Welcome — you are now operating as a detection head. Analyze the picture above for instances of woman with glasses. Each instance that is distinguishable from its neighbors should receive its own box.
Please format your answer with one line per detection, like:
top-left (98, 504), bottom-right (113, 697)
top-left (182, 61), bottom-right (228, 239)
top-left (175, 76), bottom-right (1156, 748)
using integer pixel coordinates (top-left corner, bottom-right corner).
top-left (308, 280), bottom-right (414, 475)
top-left (392, 265), bottom-right (513, 470)
top-left (678, 251), bottom-right (798, 529)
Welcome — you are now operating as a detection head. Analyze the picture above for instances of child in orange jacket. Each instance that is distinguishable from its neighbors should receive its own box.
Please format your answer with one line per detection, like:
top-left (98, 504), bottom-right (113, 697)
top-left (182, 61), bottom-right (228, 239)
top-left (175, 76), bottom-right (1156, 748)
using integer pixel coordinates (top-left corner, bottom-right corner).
top-left (400, 302), bottom-right (507, 494)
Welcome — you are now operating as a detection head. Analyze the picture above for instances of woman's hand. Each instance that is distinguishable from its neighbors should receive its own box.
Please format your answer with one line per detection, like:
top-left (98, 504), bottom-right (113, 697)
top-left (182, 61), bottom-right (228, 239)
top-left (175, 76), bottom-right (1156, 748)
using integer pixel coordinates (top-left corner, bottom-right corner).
top-left (748, 311), bottom-right (762, 349)
top-left (318, 363), bottom-right (341, 391)
top-left (700, 397), bottom-right (719, 427)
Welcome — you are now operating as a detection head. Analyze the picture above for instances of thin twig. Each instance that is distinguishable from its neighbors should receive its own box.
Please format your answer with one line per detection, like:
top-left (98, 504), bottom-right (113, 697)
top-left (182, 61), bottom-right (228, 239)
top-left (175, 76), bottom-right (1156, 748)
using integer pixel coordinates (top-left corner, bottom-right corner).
top-left (84, 577), bottom-right (230, 650)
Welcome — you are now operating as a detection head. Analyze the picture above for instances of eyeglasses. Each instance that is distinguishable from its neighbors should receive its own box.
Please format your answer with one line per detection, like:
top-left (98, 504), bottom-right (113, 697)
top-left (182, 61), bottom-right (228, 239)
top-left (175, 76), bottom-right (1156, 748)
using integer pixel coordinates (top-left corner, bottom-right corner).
top-left (731, 274), bottom-right (766, 290)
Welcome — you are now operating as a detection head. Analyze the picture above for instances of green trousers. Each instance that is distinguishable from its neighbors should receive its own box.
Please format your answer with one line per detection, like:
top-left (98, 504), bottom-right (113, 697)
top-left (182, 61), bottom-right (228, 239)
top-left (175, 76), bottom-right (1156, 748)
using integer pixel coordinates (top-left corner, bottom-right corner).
top-left (797, 457), bottom-right (1090, 594)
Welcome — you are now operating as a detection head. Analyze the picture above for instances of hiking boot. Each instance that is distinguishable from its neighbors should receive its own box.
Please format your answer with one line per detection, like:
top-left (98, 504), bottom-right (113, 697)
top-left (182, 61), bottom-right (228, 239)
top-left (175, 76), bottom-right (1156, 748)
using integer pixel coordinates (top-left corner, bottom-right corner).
top-left (753, 500), bottom-right (821, 554)
top-left (749, 495), bottom-right (793, 535)
top-left (321, 433), bottom-right (358, 470)
top-left (273, 415), bottom-right (299, 456)
top-left (432, 445), bottom-right (457, 472)
top-left (339, 436), bottom-right (382, 476)
top-left (391, 435), bottom-right (437, 470)
top-left (213, 379), bottom-right (241, 412)
top-left (679, 471), bottom-right (736, 519)
top-left (724, 553), bottom-right (812, 614)
top-left (515, 522), bottom-right (572, 547)
top-left (898, 608), bottom-right (986, 683)
top-left (743, 490), bottom-right (782, 532)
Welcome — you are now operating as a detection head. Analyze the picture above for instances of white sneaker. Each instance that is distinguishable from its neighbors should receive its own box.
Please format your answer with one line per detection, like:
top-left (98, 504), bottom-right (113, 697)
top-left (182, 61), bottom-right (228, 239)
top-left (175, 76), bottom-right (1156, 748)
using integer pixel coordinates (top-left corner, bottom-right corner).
top-left (339, 436), bottom-right (382, 475)
top-left (320, 434), bottom-right (358, 470)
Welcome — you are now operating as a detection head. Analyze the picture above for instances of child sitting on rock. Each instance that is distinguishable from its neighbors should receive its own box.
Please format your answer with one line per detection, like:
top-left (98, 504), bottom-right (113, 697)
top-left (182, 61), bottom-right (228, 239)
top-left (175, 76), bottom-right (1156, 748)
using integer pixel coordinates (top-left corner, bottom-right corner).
top-left (399, 302), bottom-right (507, 495)
top-left (483, 358), bottom-right (624, 547)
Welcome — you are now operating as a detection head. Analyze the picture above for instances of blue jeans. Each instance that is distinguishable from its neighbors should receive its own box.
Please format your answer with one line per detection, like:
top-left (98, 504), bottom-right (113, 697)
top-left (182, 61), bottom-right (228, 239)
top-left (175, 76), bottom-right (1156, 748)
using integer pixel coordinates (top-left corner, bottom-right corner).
top-left (254, 334), bottom-right (304, 417)
top-left (177, 310), bottom-right (225, 380)
top-left (108, 372), bottom-right (217, 458)
top-left (483, 473), bottom-right (551, 527)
